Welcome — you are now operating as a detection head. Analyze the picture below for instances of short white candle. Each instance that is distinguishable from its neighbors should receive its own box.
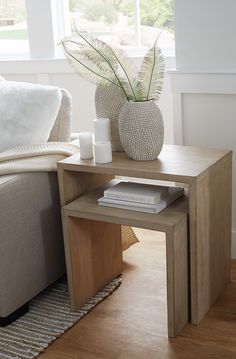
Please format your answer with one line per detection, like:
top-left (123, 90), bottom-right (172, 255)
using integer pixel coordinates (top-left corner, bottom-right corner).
top-left (94, 141), bottom-right (112, 164)
top-left (93, 118), bottom-right (111, 142)
top-left (78, 132), bottom-right (93, 160)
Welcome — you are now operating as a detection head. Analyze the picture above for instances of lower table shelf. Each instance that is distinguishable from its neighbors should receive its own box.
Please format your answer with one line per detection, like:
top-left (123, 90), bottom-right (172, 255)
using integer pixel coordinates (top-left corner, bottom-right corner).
top-left (63, 179), bottom-right (189, 233)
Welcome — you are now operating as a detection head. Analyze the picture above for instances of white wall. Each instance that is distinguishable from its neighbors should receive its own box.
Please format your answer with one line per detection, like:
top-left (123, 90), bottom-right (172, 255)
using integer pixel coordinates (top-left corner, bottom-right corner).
top-left (175, 0), bottom-right (236, 71)
top-left (172, 0), bottom-right (236, 257)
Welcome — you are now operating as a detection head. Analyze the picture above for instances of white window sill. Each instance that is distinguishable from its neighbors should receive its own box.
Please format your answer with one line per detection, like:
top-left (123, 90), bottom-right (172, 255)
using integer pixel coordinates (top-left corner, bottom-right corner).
top-left (0, 56), bottom-right (72, 74)
top-left (0, 45), bottom-right (175, 60)
top-left (0, 48), bottom-right (175, 74)
top-left (0, 56), bottom-right (176, 74)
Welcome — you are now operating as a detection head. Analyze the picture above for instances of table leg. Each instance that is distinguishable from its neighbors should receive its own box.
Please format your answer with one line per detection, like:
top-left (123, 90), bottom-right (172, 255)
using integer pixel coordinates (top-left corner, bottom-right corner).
top-left (189, 155), bottom-right (232, 324)
top-left (62, 216), bottom-right (123, 310)
top-left (166, 216), bottom-right (189, 338)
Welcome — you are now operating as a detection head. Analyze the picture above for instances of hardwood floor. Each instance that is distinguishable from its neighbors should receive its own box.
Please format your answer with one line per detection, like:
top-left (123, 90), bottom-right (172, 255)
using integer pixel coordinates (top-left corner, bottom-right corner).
top-left (39, 229), bottom-right (236, 359)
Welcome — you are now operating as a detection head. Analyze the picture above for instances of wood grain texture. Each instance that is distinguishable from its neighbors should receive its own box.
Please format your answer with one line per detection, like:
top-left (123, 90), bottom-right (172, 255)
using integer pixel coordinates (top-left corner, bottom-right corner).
top-left (189, 155), bottom-right (232, 324)
top-left (62, 188), bottom-right (189, 337)
top-left (57, 168), bottom-right (113, 206)
top-left (38, 231), bottom-right (236, 359)
top-left (63, 180), bottom-right (189, 232)
top-left (166, 218), bottom-right (189, 337)
top-left (58, 145), bottom-right (230, 182)
top-left (58, 145), bottom-right (232, 326)
top-left (66, 218), bottom-right (122, 309)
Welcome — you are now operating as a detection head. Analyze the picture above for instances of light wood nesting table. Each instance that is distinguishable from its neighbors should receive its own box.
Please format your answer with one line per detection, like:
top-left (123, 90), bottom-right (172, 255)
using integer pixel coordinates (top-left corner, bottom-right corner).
top-left (57, 145), bottom-right (232, 337)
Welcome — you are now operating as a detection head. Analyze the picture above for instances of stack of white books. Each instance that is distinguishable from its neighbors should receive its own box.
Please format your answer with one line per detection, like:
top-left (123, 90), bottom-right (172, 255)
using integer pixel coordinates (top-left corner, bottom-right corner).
top-left (98, 181), bottom-right (185, 214)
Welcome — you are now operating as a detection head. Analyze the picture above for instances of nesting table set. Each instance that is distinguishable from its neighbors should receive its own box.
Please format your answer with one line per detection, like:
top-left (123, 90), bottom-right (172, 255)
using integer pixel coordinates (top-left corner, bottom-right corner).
top-left (57, 145), bottom-right (232, 338)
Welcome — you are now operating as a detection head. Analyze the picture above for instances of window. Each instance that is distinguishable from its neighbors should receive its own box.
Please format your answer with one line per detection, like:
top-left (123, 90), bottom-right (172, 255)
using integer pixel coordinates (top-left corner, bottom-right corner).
top-left (69, 0), bottom-right (174, 55)
top-left (0, 0), bottom-right (29, 57)
top-left (0, 0), bottom-right (174, 60)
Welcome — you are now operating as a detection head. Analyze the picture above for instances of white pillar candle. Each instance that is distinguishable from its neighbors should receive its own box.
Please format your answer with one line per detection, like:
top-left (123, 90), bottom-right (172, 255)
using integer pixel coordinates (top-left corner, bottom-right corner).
top-left (93, 118), bottom-right (111, 142)
top-left (78, 132), bottom-right (93, 160)
top-left (94, 141), bottom-right (112, 164)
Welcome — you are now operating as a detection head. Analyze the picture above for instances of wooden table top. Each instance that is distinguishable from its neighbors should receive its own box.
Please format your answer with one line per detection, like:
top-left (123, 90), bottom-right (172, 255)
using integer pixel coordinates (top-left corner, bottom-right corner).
top-left (58, 145), bottom-right (231, 183)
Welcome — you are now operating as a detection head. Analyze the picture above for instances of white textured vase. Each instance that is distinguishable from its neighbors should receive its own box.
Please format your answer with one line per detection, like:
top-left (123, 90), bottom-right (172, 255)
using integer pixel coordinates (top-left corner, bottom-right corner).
top-left (95, 84), bottom-right (126, 152)
top-left (118, 101), bottom-right (164, 161)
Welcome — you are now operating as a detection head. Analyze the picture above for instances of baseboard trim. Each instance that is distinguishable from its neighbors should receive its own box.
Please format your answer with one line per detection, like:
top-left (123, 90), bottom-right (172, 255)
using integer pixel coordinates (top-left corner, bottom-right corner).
top-left (232, 230), bottom-right (236, 259)
top-left (0, 303), bottom-right (29, 327)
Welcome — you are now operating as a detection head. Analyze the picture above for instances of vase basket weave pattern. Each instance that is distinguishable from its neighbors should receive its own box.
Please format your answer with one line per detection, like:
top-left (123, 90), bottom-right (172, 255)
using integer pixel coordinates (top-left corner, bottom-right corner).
top-left (95, 85), bottom-right (126, 152)
top-left (118, 101), bottom-right (164, 161)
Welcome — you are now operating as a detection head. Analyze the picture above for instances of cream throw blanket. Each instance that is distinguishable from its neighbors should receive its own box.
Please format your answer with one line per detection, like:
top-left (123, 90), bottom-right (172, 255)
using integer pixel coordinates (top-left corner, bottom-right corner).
top-left (0, 142), bottom-right (139, 250)
top-left (0, 142), bottom-right (79, 175)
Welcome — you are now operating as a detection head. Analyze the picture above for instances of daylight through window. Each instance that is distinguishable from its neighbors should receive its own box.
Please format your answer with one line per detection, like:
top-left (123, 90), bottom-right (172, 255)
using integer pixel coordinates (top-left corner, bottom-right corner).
top-left (69, 0), bottom-right (174, 55)
top-left (0, 0), bottom-right (174, 59)
top-left (0, 0), bottom-right (29, 57)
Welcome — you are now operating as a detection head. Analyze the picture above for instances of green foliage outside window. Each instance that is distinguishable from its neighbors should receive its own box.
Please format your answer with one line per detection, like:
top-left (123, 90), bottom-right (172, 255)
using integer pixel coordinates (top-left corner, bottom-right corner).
top-left (140, 0), bottom-right (174, 33)
top-left (69, 0), bottom-right (174, 34)
top-left (77, 0), bottom-right (118, 24)
top-left (69, 0), bottom-right (78, 12)
top-left (70, 0), bottom-right (119, 24)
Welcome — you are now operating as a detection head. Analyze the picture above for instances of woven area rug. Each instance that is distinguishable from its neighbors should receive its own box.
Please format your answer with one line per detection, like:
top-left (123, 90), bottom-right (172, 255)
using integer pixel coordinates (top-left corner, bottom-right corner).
top-left (0, 277), bottom-right (121, 359)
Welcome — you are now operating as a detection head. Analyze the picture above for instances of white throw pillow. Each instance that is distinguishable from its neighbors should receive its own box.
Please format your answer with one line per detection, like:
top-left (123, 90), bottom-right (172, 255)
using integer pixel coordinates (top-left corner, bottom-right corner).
top-left (0, 81), bottom-right (62, 152)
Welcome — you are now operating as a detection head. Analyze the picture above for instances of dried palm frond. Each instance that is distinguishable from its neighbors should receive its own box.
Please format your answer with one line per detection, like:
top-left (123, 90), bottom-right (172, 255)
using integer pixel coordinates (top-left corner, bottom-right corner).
top-left (137, 39), bottom-right (165, 101)
top-left (61, 40), bottom-right (118, 87)
top-left (61, 32), bottom-right (165, 102)
top-left (73, 32), bottom-right (136, 101)
top-left (111, 46), bottom-right (137, 101)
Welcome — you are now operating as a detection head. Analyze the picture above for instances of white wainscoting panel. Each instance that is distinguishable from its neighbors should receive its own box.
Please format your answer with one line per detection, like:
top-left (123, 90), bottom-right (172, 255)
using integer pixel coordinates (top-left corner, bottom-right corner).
top-left (170, 70), bottom-right (236, 258)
